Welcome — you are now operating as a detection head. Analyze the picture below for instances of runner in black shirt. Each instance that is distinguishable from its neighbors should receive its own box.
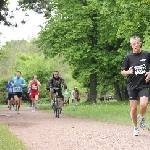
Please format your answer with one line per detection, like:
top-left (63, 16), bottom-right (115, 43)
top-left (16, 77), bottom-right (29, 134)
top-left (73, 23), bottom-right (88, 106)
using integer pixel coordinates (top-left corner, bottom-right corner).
top-left (121, 36), bottom-right (150, 136)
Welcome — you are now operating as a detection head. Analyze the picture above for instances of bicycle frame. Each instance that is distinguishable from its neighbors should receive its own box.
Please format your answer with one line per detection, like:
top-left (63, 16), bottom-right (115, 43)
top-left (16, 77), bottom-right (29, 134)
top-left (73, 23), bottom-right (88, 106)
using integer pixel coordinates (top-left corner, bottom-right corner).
top-left (53, 88), bottom-right (61, 118)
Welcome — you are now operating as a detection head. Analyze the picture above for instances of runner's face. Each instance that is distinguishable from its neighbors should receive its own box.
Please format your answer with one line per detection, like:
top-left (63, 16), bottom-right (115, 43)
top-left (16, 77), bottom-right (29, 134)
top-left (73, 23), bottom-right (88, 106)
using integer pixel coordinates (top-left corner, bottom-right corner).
top-left (54, 72), bottom-right (59, 78)
top-left (130, 39), bottom-right (142, 53)
top-left (33, 76), bottom-right (37, 81)
top-left (16, 72), bottom-right (21, 78)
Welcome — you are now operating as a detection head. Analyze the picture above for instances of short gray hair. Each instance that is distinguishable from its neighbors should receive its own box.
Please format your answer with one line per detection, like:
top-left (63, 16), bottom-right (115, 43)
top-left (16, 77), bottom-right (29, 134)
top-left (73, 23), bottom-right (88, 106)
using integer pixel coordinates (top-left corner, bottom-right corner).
top-left (130, 36), bottom-right (140, 43)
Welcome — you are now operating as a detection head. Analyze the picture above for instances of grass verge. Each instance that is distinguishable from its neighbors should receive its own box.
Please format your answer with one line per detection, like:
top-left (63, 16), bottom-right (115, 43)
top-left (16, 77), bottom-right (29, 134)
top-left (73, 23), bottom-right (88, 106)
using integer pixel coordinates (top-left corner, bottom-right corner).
top-left (0, 124), bottom-right (28, 150)
top-left (38, 100), bottom-right (150, 129)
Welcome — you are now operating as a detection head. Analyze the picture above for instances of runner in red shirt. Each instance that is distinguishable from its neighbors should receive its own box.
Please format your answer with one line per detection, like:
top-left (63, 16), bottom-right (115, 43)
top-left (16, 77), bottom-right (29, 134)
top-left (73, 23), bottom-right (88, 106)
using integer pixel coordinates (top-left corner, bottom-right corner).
top-left (28, 75), bottom-right (41, 112)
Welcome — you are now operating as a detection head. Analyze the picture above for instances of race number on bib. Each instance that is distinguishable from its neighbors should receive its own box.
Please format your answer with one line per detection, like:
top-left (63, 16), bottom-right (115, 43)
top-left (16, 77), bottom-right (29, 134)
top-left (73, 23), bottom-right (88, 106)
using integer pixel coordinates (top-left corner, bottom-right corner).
top-left (32, 85), bottom-right (38, 90)
top-left (15, 87), bottom-right (21, 90)
top-left (134, 64), bottom-right (146, 75)
top-left (9, 88), bottom-right (13, 92)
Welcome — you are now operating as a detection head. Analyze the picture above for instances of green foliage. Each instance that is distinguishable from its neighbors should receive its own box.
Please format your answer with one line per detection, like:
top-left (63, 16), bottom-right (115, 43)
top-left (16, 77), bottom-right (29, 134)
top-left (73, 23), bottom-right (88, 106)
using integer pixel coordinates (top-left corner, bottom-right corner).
top-left (68, 100), bottom-right (150, 128)
top-left (0, 123), bottom-right (27, 150)
top-left (37, 0), bottom-right (150, 100)
top-left (1, 0), bottom-right (150, 100)
top-left (0, 40), bottom-right (84, 103)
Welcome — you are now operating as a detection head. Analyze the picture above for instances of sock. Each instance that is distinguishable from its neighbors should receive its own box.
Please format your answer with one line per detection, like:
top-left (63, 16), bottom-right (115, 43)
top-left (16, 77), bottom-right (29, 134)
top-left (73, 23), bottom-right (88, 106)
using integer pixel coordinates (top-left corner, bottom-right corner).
top-left (51, 100), bottom-right (53, 106)
top-left (134, 127), bottom-right (138, 130)
top-left (32, 104), bottom-right (35, 110)
top-left (35, 101), bottom-right (38, 107)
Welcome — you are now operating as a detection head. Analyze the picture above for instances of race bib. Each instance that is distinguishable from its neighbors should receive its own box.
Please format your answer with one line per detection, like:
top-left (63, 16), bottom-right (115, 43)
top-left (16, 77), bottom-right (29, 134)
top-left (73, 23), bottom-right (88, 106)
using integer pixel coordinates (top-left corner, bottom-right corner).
top-left (8, 88), bottom-right (13, 92)
top-left (15, 87), bottom-right (21, 90)
top-left (134, 64), bottom-right (146, 75)
top-left (32, 84), bottom-right (38, 90)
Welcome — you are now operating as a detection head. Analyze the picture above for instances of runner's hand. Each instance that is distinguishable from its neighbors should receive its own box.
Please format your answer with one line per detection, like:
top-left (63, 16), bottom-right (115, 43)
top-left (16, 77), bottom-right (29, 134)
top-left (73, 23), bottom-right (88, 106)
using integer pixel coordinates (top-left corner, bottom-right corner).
top-left (128, 67), bottom-right (134, 74)
top-left (145, 72), bottom-right (150, 83)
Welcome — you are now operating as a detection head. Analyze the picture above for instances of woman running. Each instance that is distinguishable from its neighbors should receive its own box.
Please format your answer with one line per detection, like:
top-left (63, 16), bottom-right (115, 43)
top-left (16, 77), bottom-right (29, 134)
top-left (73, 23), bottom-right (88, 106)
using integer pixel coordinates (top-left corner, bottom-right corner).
top-left (28, 75), bottom-right (41, 112)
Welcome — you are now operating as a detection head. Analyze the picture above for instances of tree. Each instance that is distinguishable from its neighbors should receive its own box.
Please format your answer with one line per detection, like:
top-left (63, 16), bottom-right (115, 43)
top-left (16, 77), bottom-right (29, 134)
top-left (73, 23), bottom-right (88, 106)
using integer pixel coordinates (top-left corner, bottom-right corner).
top-left (37, 0), bottom-right (121, 102)
top-left (1, 0), bottom-right (150, 101)
top-left (37, 0), bottom-right (150, 102)
top-left (0, 0), bottom-right (50, 26)
top-left (0, 39), bottom-right (83, 103)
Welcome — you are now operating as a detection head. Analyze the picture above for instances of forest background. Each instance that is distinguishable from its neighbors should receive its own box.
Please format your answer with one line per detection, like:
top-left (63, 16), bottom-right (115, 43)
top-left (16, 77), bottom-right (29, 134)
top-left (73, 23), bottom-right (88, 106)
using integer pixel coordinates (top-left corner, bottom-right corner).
top-left (0, 0), bottom-right (150, 104)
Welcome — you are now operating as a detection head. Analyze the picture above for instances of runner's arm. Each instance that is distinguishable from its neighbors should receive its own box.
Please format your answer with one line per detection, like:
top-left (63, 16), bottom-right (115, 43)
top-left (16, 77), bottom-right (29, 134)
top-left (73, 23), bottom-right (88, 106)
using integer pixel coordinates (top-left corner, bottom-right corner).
top-left (28, 81), bottom-right (32, 88)
top-left (46, 77), bottom-right (53, 90)
top-left (121, 67), bottom-right (133, 76)
top-left (121, 55), bottom-right (131, 76)
top-left (37, 80), bottom-right (41, 86)
top-left (11, 78), bottom-right (16, 87)
top-left (20, 78), bottom-right (26, 87)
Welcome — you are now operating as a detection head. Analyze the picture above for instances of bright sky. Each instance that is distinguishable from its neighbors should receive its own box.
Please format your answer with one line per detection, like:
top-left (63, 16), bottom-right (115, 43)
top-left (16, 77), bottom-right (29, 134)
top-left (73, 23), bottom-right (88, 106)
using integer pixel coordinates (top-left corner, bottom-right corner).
top-left (0, 0), bottom-right (46, 46)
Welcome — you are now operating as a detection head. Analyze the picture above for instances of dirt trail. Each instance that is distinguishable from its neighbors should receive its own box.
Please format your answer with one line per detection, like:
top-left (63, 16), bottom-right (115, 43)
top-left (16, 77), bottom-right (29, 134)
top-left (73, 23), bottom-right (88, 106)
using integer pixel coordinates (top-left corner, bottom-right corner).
top-left (0, 107), bottom-right (150, 150)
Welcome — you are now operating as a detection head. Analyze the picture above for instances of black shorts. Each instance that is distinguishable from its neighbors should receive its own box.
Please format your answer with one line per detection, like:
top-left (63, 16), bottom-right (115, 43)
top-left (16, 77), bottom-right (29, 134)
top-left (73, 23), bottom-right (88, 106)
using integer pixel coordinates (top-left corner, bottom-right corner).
top-left (128, 88), bottom-right (149, 100)
top-left (51, 89), bottom-right (63, 98)
top-left (13, 92), bottom-right (22, 98)
top-left (8, 94), bottom-right (14, 100)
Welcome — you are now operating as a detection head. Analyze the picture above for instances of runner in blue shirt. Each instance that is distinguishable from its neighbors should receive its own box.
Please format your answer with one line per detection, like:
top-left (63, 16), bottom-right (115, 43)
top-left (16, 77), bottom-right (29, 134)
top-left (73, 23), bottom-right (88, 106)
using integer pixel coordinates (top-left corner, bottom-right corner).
top-left (12, 71), bottom-right (26, 114)
top-left (6, 78), bottom-right (14, 110)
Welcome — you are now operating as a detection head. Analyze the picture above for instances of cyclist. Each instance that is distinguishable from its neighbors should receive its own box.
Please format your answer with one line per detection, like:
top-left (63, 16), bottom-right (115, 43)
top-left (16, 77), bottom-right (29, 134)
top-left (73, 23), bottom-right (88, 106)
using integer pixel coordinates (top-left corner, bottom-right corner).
top-left (12, 71), bottom-right (26, 114)
top-left (6, 78), bottom-right (14, 110)
top-left (28, 75), bottom-right (41, 112)
top-left (46, 71), bottom-right (67, 112)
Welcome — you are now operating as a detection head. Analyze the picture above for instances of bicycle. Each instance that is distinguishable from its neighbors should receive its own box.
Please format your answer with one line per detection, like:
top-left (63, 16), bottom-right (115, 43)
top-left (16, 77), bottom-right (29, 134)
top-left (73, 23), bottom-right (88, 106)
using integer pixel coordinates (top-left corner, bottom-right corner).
top-left (52, 87), bottom-right (61, 118)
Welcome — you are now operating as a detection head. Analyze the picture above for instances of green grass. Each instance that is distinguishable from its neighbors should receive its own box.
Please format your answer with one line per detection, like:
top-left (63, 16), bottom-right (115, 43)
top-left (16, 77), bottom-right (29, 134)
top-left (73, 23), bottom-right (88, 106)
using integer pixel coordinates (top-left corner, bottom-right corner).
top-left (63, 101), bottom-right (132, 125)
top-left (0, 124), bottom-right (28, 150)
top-left (0, 100), bottom-right (149, 150)
top-left (38, 100), bottom-right (150, 129)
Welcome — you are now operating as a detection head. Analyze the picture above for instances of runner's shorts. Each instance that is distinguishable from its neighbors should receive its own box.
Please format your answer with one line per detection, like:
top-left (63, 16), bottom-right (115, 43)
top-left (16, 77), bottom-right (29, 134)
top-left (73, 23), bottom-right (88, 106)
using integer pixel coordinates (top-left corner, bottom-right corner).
top-left (128, 88), bottom-right (149, 100)
top-left (13, 92), bottom-right (22, 98)
top-left (8, 94), bottom-right (14, 100)
top-left (30, 91), bottom-right (39, 99)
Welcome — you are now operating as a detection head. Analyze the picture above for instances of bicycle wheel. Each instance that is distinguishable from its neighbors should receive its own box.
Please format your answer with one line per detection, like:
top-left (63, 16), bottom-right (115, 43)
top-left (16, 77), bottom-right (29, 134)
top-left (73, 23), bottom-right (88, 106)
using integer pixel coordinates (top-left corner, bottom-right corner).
top-left (55, 98), bottom-right (60, 118)
top-left (57, 108), bottom-right (59, 118)
top-left (53, 104), bottom-right (56, 113)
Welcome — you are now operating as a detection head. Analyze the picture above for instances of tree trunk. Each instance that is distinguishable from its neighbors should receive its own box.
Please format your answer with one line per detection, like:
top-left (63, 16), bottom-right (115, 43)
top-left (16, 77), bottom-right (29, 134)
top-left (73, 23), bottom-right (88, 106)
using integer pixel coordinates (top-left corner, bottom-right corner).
top-left (114, 82), bottom-right (122, 101)
top-left (87, 73), bottom-right (97, 103)
top-left (120, 86), bottom-right (128, 100)
top-left (114, 82), bottom-right (129, 101)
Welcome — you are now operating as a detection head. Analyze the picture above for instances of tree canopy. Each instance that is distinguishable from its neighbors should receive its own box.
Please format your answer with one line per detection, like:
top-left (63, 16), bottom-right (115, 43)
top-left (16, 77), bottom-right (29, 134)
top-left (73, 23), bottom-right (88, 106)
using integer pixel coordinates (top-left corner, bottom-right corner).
top-left (1, 0), bottom-right (150, 102)
top-left (36, 0), bottom-right (150, 102)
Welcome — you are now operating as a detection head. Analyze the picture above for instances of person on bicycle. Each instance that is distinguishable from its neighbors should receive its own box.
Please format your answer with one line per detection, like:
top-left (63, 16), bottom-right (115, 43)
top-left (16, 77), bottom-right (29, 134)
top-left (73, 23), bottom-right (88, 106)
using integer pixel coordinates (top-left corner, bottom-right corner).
top-left (46, 71), bottom-right (67, 111)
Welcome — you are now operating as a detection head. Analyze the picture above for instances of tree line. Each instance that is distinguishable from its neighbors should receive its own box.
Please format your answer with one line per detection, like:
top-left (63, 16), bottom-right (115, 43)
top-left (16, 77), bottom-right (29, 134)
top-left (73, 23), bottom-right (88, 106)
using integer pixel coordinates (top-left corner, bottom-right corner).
top-left (1, 0), bottom-right (150, 102)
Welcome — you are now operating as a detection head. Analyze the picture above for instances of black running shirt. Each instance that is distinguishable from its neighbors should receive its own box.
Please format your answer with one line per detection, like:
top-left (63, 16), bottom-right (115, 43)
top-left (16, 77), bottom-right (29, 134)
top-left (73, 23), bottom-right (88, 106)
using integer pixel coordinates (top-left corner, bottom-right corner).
top-left (121, 50), bottom-right (150, 90)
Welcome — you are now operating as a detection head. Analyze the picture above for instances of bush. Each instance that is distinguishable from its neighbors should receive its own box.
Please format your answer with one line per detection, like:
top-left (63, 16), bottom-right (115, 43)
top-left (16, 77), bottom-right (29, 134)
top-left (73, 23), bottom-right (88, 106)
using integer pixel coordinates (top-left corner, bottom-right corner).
top-left (38, 98), bottom-right (50, 104)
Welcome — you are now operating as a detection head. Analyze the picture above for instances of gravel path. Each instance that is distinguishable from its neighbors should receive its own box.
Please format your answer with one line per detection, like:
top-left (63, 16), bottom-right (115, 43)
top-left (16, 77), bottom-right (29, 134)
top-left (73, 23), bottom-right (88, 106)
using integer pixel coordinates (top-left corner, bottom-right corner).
top-left (0, 107), bottom-right (150, 150)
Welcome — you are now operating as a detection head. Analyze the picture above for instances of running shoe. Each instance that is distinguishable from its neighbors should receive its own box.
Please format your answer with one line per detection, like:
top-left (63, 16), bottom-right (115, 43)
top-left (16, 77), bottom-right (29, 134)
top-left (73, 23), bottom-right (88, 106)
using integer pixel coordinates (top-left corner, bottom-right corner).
top-left (137, 114), bottom-right (146, 130)
top-left (32, 110), bottom-right (35, 113)
top-left (133, 127), bottom-right (139, 136)
top-left (60, 108), bottom-right (63, 114)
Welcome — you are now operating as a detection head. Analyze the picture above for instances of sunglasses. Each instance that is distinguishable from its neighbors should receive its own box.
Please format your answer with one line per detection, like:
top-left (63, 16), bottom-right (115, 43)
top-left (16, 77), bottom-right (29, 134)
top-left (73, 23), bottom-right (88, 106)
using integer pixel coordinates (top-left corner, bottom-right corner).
top-left (54, 74), bottom-right (59, 75)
